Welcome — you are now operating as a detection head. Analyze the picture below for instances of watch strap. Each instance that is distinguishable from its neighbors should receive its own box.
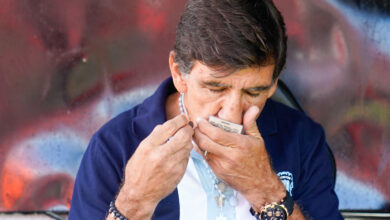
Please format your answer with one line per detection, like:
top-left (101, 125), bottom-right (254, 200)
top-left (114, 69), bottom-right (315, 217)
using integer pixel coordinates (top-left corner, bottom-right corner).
top-left (281, 192), bottom-right (294, 216)
top-left (249, 191), bottom-right (294, 220)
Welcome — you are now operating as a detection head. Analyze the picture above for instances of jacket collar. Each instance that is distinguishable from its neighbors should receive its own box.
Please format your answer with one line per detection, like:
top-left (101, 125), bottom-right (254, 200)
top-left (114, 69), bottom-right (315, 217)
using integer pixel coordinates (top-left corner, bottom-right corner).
top-left (132, 77), bottom-right (176, 140)
top-left (257, 98), bottom-right (278, 136)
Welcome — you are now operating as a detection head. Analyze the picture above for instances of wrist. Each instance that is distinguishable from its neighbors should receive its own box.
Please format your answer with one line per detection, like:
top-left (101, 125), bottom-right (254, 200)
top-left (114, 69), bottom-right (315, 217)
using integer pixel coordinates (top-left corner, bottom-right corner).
top-left (248, 174), bottom-right (286, 212)
top-left (115, 186), bottom-right (157, 220)
top-left (250, 191), bottom-right (295, 220)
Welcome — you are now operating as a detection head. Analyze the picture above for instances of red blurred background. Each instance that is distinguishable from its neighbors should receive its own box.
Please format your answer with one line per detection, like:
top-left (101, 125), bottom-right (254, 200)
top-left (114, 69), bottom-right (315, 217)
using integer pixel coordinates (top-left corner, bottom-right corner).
top-left (0, 0), bottom-right (389, 212)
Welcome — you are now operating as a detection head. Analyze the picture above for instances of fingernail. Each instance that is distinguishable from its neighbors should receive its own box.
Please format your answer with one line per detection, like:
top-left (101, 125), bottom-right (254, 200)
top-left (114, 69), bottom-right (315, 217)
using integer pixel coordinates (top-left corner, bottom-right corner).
top-left (189, 121), bottom-right (194, 128)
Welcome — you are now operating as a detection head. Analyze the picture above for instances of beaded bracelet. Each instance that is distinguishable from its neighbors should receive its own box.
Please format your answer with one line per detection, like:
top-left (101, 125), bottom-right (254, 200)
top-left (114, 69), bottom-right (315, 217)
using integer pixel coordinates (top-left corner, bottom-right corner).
top-left (109, 201), bottom-right (129, 220)
top-left (250, 207), bottom-right (261, 220)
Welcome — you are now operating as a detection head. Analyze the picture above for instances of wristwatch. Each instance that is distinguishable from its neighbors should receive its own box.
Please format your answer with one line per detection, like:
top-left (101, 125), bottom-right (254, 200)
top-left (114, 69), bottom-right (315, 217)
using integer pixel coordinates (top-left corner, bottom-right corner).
top-left (250, 192), bottom-right (294, 220)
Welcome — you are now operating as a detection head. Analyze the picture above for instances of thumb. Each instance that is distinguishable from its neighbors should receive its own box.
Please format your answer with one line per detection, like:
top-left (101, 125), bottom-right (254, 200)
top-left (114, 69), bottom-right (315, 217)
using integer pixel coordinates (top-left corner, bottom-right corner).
top-left (243, 105), bottom-right (261, 138)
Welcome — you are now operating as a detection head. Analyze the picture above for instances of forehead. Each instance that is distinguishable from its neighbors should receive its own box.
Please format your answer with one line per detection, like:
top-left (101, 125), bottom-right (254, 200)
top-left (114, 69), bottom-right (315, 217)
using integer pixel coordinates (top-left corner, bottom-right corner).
top-left (189, 61), bottom-right (275, 85)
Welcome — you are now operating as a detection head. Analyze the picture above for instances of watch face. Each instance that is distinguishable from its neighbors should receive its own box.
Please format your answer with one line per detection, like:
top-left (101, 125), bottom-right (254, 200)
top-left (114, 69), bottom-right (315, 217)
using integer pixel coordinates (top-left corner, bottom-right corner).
top-left (260, 205), bottom-right (287, 220)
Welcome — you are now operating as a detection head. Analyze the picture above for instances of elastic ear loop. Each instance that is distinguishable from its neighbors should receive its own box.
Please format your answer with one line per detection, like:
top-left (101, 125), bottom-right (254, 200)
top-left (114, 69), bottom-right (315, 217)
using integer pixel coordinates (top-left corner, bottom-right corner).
top-left (179, 92), bottom-right (207, 159)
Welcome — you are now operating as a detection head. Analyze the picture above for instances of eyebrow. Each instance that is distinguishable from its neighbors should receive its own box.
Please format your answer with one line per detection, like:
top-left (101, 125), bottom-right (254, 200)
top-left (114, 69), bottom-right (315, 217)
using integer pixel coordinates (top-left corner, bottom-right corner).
top-left (202, 80), bottom-right (273, 92)
top-left (245, 84), bottom-right (273, 92)
top-left (203, 81), bottom-right (231, 88)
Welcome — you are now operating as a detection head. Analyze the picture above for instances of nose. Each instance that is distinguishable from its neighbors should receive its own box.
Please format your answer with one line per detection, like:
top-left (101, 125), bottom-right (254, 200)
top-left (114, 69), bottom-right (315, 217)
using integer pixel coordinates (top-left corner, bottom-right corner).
top-left (217, 92), bottom-right (245, 124)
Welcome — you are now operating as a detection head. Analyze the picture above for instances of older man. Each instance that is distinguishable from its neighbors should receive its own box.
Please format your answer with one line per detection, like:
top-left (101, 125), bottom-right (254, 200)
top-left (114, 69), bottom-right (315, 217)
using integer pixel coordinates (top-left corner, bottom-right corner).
top-left (69, 0), bottom-right (343, 219)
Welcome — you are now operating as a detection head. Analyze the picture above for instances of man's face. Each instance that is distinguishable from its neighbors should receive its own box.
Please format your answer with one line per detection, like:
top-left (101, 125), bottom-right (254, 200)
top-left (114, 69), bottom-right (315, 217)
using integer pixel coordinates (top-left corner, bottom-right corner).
top-left (180, 61), bottom-right (277, 125)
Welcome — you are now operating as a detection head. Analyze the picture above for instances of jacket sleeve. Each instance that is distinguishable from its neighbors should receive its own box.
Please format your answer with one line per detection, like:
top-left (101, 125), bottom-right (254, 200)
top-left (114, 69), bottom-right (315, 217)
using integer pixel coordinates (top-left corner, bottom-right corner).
top-left (68, 132), bottom-right (128, 220)
top-left (294, 121), bottom-right (344, 220)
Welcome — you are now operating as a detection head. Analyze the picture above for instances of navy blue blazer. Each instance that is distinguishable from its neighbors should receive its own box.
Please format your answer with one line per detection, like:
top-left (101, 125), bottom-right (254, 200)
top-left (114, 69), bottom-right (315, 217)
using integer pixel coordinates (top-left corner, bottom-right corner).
top-left (69, 77), bottom-right (343, 220)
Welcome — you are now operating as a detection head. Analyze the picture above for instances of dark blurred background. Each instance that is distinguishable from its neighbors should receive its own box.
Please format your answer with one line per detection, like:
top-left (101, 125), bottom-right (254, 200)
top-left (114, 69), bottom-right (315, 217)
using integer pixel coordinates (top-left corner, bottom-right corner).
top-left (0, 0), bottom-right (389, 215)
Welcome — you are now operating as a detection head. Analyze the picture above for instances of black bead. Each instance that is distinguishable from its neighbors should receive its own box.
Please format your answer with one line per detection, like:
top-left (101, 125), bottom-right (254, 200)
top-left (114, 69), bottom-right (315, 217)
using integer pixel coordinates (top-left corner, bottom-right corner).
top-left (109, 200), bottom-right (129, 220)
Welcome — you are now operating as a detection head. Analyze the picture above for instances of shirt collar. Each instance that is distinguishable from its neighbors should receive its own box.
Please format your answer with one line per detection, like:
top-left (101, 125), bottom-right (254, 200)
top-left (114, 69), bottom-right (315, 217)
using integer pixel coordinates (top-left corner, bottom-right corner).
top-left (132, 77), bottom-right (278, 140)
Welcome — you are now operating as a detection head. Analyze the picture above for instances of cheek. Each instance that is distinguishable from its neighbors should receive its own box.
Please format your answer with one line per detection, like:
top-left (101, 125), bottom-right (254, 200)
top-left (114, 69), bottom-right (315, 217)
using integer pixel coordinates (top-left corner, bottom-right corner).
top-left (187, 89), bottom-right (222, 116)
top-left (245, 96), bottom-right (268, 111)
top-left (187, 82), bottom-right (221, 103)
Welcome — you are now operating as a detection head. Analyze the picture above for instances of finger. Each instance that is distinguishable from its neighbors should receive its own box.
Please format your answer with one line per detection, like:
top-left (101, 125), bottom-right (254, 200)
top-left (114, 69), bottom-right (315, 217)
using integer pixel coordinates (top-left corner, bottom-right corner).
top-left (192, 140), bottom-right (204, 155)
top-left (162, 124), bottom-right (194, 154)
top-left (191, 140), bottom-right (208, 161)
top-left (149, 114), bottom-right (189, 145)
top-left (171, 141), bottom-right (193, 162)
top-left (168, 140), bottom-right (193, 168)
top-left (171, 151), bottom-right (192, 178)
top-left (194, 129), bottom-right (233, 157)
top-left (196, 117), bottom-right (241, 147)
top-left (243, 105), bottom-right (261, 138)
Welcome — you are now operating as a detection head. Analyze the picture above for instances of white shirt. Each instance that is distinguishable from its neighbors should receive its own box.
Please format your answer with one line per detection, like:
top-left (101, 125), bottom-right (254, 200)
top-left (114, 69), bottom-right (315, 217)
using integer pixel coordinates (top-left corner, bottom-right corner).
top-left (177, 156), bottom-right (256, 220)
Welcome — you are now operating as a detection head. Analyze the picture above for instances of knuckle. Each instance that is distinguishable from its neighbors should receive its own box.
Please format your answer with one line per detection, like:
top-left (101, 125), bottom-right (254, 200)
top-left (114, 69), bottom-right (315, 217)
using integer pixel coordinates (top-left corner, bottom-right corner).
top-left (228, 153), bottom-right (239, 163)
top-left (179, 162), bottom-right (187, 173)
top-left (167, 159), bottom-right (184, 175)
top-left (149, 151), bottom-right (164, 164)
top-left (242, 146), bottom-right (251, 155)
top-left (149, 151), bottom-right (165, 167)
top-left (152, 124), bottom-right (163, 134)
top-left (139, 139), bottom-right (147, 147)
top-left (182, 131), bottom-right (193, 143)
top-left (176, 128), bottom-right (192, 143)
top-left (172, 168), bottom-right (182, 178)
top-left (211, 163), bottom-right (223, 174)
top-left (139, 139), bottom-right (151, 151)
top-left (165, 121), bottom-right (179, 135)
top-left (161, 146), bottom-right (172, 157)
top-left (178, 160), bottom-right (188, 171)
top-left (209, 129), bottom-right (223, 141)
top-left (241, 139), bottom-right (251, 149)
top-left (172, 114), bottom-right (186, 125)
top-left (144, 134), bottom-right (159, 147)
top-left (175, 128), bottom-right (185, 138)
top-left (176, 114), bottom-right (187, 123)
top-left (222, 161), bottom-right (234, 171)
top-left (237, 143), bottom-right (248, 153)
top-left (196, 136), bottom-right (207, 149)
top-left (186, 142), bottom-right (194, 151)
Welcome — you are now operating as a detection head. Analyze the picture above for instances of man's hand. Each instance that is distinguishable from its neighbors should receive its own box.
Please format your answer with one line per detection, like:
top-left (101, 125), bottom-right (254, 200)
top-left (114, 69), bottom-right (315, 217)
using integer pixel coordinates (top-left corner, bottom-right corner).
top-left (114, 114), bottom-right (194, 220)
top-left (194, 106), bottom-right (286, 211)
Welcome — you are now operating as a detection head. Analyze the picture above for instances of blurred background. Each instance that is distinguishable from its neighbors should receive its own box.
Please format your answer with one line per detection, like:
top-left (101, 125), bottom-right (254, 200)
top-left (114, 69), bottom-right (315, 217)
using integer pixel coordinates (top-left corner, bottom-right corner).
top-left (0, 0), bottom-right (389, 219)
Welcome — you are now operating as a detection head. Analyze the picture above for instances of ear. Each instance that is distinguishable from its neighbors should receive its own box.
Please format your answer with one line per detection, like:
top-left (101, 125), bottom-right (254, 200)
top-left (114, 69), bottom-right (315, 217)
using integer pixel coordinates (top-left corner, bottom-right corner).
top-left (169, 51), bottom-right (188, 93)
top-left (267, 78), bottom-right (278, 98)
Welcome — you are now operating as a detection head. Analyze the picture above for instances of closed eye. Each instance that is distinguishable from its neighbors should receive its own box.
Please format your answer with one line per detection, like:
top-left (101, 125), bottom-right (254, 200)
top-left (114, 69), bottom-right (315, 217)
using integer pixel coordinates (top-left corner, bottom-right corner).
top-left (244, 84), bottom-right (272, 97)
top-left (209, 87), bottom-right (226, 93)
top-left (246, 91), bottom-right (260, 97)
